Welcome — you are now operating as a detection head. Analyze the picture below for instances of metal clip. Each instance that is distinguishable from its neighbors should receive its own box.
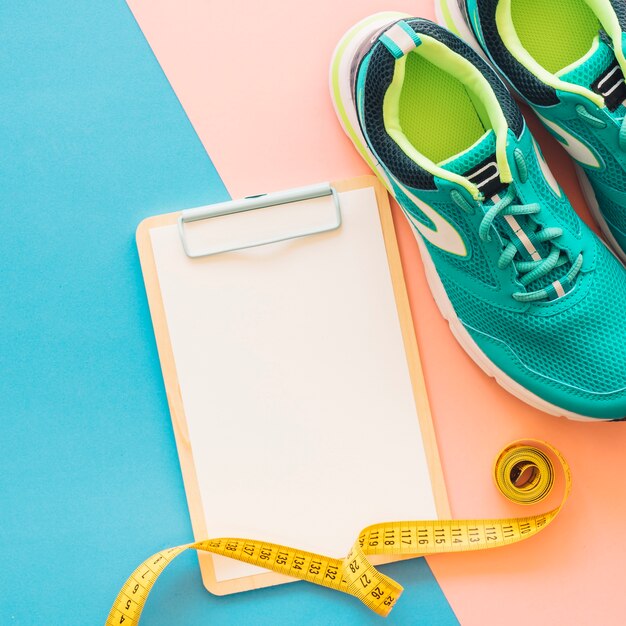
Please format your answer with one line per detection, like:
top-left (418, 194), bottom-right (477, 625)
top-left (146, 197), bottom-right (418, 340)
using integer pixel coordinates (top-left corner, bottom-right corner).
top-left (177, 182), bottom-right (342, 258)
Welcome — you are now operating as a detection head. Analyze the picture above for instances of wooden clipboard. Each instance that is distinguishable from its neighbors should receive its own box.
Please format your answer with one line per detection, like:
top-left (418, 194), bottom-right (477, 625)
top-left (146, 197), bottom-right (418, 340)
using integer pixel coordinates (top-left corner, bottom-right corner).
top-left (136, 175), bottom-right (449, 596)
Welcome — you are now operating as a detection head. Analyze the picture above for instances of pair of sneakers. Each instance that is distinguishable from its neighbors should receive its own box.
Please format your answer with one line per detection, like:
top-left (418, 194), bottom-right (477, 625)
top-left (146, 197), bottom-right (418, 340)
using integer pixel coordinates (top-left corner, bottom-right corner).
top-left (330, 4), bottom-right (626, 421)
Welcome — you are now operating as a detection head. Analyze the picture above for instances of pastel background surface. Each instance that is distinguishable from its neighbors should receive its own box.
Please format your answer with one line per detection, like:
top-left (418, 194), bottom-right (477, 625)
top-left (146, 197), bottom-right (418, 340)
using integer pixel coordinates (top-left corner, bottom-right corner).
top-left (4, 0), bottom-right (626, 624)
top-left (125, 0), bottom-right (626, 624)
top-left (0, 1), bottom-right (455, 625)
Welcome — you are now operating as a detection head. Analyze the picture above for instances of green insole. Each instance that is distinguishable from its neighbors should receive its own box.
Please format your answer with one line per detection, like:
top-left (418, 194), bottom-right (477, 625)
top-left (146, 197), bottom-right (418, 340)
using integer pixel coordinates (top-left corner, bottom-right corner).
top-left (398, 52), bottom-right (487, 164)
top-left (510, 0), bottom-right (600, 73)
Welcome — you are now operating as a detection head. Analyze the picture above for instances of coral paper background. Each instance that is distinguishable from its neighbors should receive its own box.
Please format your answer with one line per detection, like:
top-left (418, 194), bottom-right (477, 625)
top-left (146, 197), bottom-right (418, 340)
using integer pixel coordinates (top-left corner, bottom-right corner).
top-left (126, 1), bottom-right (626, 624)
top-left (2, 2), bottom-right (455, 624)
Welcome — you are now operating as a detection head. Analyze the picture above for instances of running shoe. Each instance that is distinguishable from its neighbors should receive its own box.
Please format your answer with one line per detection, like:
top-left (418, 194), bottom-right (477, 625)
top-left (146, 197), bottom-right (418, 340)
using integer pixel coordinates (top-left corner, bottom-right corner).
top-left (437, 0), bottom-right (626, 262)
top-left (329, 14), bottom-right (626, 420)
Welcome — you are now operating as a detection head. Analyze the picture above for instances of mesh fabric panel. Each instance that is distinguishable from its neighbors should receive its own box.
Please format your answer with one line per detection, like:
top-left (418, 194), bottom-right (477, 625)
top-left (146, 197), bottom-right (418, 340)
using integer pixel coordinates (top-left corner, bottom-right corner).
top-left (440, 130), bottom-right (497, 174)
top-left (614, 103), bottom-right (626, 120)
top-left (525, 141), bottom-right (582, 236)
top-left (398, 53), bottom-right (487, 163)
top-left (406, 18), bottom-right (524, 136)
top-left (509, 142), bottom-right (580, 290)
top-left (441, 241), bottom-right (626, 396)
top-left (529, 263), bottom-right (574, 291)
top-left (359, 18), bottom-right (524, 190)
top-left (559, 39), bottom-right (614, 87)
top-left (394, 184), bottom-right (435, 228)
top-left (362, 44), bottom-right (437, 190)
top-left (474, 0), bottom-right (559, 105)
top-left (510, 0), bottom-right (600, 74)
top-left (611, 0), bottom-right (626, 29)
top-left (594, 187), bottom-right (626, 233)
top-left (565, 118), bottom-right (626, 192)
top-left (420, 199), bottom-right (499, 286)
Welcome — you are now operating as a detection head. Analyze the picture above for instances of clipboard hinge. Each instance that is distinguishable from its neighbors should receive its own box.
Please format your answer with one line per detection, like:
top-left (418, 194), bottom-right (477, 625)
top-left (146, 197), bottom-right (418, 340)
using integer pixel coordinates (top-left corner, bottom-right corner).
top-left (177, 182), bottom-right (342, 258)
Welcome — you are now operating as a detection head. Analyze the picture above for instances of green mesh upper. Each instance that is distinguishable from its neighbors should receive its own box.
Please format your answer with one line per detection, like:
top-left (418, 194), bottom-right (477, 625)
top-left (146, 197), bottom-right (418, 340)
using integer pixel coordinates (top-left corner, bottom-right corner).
top-left (510, 0), bottom-right (600, 74)
top-left (441, 239), bottom-right (626, 397)
top-left (593, 187), bottom-right (626, 234)
top-left (567, 115), bottom-right (626, 191)
top-left (398, 52), bottom-right (487, 163)
top-left (525, 149), bottom-right (581, 238)
top-left (558, 36), bottom-right (613, 86)
top-left (532, 37), bottom-right (626, 257)
top-left (440, 130), bottom-right (579, 294)
top-left (425, 198), bottom-right (499, 287)
top-left (440, 130), bottom-right (497, 173)
top-left (352, 21), bottom-right (626, 418)
top-left (542, 102), bottom-right (626, 259)
top-left (389, 124), bottom-right (626, 418)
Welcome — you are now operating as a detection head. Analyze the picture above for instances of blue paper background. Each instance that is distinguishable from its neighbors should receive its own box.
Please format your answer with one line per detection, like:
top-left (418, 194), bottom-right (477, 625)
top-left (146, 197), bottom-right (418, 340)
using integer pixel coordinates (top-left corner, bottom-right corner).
top-left (0, 1), bottom-right (458, 624)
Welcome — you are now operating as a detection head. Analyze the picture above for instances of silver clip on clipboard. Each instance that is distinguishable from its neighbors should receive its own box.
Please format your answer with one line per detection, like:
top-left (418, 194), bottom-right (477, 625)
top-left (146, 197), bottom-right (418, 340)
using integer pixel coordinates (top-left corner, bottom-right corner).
top-left (177, 182), bottom-right (342, 258)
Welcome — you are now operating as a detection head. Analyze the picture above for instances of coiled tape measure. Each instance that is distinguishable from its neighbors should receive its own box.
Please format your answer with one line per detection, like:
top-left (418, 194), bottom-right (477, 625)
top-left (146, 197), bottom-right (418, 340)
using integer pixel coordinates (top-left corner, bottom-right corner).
top-left (106, 440), bottom-right (570, 624)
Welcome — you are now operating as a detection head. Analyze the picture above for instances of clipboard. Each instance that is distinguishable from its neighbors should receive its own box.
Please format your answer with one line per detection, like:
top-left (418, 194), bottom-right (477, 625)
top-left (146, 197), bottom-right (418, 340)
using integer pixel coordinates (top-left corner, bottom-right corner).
top-left (136, 176), bottom-right (449, 596)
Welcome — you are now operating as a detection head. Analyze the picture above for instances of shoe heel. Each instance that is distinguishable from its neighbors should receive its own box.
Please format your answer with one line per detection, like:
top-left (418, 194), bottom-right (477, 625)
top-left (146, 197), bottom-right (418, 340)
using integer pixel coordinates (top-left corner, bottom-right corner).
top-left (434, 0), bottom-right (486, 58)
top-left (329, 11), bottom-right (409, 185)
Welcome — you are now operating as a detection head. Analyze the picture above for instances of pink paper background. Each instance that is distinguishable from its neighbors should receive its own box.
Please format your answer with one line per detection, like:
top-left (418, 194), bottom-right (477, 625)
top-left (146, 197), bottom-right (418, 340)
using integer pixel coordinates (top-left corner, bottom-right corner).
top-left (126, 1), bottom-right (626, 623)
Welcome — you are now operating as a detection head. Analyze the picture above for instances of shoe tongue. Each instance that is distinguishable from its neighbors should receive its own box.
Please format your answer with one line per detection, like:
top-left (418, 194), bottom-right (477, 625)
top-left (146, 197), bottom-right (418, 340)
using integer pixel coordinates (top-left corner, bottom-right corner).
top-left (559, 34), bottom-right (626, 114)
top-left (441, 131), bottom-right (573, 297)
top-left (439, 130), bottom-right (506, 198)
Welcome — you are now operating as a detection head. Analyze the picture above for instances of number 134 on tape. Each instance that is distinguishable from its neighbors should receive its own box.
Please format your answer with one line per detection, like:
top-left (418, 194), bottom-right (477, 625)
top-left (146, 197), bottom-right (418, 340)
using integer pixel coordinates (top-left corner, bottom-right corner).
top-left (107, 440), bottom-right (569, 624)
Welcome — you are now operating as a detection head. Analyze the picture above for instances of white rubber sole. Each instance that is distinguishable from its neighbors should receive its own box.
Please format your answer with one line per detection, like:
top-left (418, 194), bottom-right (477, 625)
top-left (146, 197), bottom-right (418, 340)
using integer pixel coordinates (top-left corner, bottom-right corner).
top-left (330, 13), bottom-right (614, 422)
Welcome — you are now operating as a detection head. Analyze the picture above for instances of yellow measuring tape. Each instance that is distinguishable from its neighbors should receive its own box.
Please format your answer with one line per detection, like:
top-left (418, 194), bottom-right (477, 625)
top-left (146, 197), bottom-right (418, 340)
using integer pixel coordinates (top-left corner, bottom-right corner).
top-left (107, 440), bottom-right (570, 624)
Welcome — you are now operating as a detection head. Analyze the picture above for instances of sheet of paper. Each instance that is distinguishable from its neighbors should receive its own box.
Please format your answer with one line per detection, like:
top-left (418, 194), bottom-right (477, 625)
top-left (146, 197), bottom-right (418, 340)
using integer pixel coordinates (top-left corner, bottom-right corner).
top-left (149, 187), bottom-right (438, 582)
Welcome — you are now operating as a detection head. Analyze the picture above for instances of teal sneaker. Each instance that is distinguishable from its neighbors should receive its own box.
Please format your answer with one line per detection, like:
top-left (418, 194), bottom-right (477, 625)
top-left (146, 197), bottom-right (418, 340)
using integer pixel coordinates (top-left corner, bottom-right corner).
top-left (330, 14), bottom-right (626, 420)
top-left (437, 0), bottom-right (626, 262)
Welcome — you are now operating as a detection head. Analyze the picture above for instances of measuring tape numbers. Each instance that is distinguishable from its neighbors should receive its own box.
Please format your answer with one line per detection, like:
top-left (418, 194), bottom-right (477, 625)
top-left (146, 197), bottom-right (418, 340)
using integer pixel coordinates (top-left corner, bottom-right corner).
top-left (107, 440), bottom-right (570, 624)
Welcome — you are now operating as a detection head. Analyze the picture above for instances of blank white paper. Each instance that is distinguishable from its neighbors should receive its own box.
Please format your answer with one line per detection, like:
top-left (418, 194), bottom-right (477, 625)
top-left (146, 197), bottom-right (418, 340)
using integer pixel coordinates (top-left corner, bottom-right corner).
top-left (149, 186), bottom-right (438, 582)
